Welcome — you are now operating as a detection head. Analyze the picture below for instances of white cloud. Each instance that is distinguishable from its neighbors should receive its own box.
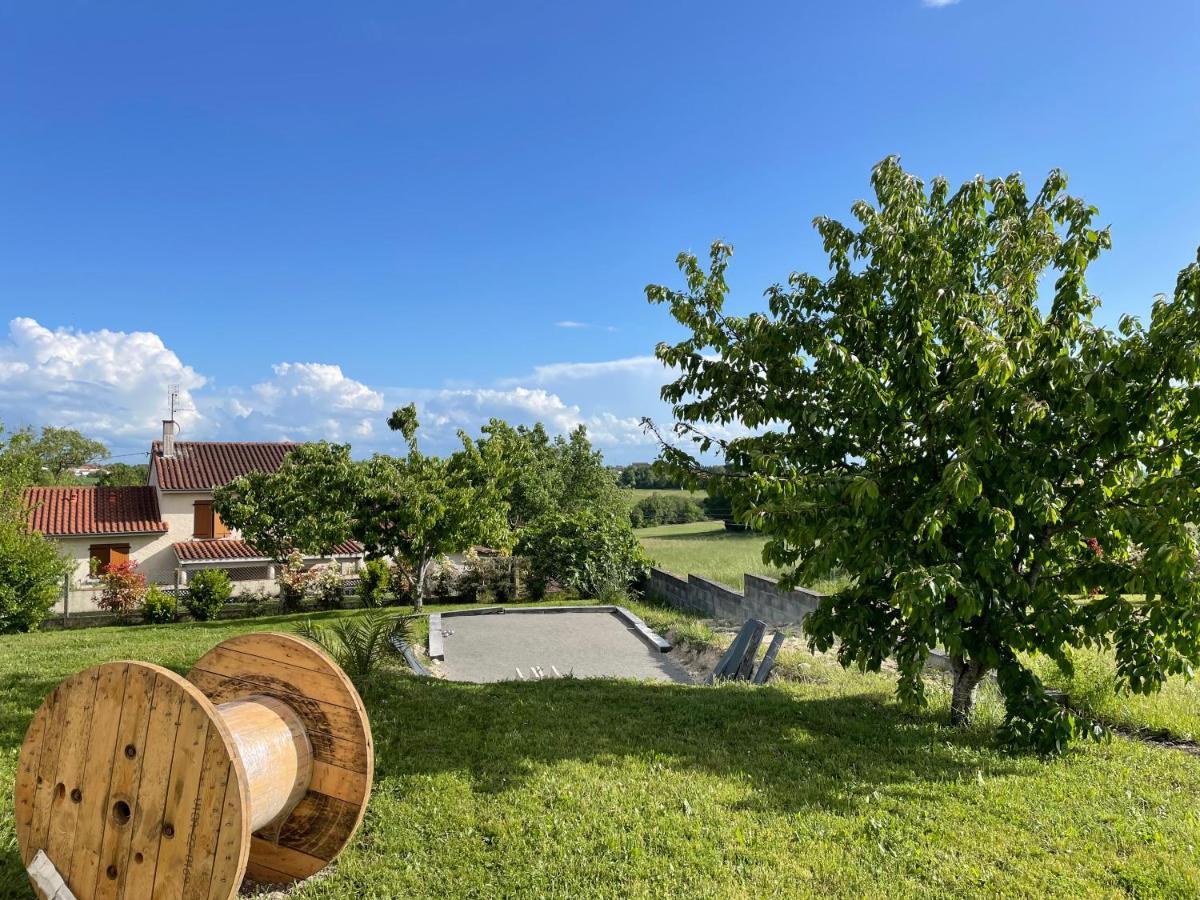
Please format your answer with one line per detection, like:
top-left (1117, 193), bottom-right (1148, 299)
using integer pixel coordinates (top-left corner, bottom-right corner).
top-left (0, 317), bottom-right (205, 444)
top-left (0, 317), bottom-right (735, 463)
top-left (220, 362), bottom-right (385, 442)
top-left (922, 0), bottom-right (960, 6)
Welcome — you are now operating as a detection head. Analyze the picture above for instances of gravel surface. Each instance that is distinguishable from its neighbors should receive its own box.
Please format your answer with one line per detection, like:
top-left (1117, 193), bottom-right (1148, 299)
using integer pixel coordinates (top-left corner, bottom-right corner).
top-left (439, 610), bottom-right (693, 684)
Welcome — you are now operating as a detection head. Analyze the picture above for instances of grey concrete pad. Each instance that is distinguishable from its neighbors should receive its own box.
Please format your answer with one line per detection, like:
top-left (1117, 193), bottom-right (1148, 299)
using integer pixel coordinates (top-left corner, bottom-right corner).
top-left (439, 609), bottom-right (692, 684)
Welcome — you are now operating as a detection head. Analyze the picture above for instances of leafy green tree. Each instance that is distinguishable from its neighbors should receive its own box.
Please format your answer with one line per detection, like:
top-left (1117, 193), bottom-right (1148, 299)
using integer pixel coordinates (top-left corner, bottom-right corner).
top-left (214, 442), bottom-right (361, 562)
top-left (0, 424), bottom-right (70, 631)
top-left (474, 419), bottom-right (625, 534)
top-left (97, 462), bottom-right (148, 487)
top-left (33, 427), bottom-right (108, 483)
top-left (647, 156), bottom-right (1200, 753)
top-left (355, 405), bottom-right (507, 609)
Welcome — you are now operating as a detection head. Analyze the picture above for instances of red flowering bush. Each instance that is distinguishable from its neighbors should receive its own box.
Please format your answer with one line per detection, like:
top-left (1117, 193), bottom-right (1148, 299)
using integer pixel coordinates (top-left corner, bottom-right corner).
top-left (97, 560), bottom-right (147, 618)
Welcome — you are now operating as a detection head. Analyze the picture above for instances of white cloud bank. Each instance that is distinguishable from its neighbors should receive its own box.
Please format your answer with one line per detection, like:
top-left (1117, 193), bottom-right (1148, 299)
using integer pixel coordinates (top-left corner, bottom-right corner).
top-left (922, 0), bottom-right (960, 7)
top-left (0, 317), bottom-right (695, 462)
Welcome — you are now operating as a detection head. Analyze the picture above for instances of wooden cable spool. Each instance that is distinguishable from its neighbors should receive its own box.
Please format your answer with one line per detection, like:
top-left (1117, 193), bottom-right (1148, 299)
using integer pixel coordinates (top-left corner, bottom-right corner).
top-left (13, 632), bottom-right (374, 899)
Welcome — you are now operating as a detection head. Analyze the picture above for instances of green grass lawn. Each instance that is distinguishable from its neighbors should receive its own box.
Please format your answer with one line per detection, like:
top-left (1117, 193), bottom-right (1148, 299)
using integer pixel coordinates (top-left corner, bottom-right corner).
top-left (1029, 647), bottom-right (1200, 744)
top-left (622, 487), bottom-right (705, 506)
top-left (3, 605), bottom-right (1200, 897)
top-left (636, 520), bottom-right (848, 594)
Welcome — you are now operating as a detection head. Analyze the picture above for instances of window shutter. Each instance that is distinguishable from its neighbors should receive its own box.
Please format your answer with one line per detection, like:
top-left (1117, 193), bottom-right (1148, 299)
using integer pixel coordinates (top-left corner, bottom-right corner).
top-left (110, 544), bottom-right (130, 567)
top-left (213, 509), bottom-right (230, 538)
top-left (194, 501), bottom-right (214, 539)
top-left (89, 544), bottom-right (111, 573)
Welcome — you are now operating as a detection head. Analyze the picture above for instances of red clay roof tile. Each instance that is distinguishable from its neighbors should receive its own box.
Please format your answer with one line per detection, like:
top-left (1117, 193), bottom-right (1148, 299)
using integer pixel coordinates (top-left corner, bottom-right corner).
top-left (25, 486), bottom-right (168, 537)
top-left (151, 440), bottom-right (297, 491)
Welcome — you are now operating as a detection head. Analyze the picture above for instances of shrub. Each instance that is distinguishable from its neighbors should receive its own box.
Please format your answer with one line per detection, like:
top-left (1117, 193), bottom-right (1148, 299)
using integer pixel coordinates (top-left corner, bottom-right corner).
top-left (295, 610), bottom-right (412, 688)
top-left (517, 510), bottom-right (650, 598)
top-left (309, 564), bottom-right (345, 610)
top-left (277, 550), bottom-right (313, 611)
top-left (0, 520), bottom-right (70, 632)
top-left (358, 558), bottom-right (391, 607)
top-left (185, 568), bottom-right (232, 621)
top-left (238, 587), bottom-right (275, 618)
top-left (462, 552), bottom-right (524, 602)
top-left (96, 560), bottom-right (147, 619)
top-left (141, 585), bottom-right (177, 624)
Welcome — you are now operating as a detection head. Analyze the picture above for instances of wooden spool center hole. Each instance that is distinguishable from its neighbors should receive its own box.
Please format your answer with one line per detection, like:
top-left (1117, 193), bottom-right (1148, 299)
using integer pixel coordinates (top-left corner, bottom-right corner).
top-left (216, 694), bottom-right (313, 832)
top-left (112, 799), bottom-right (131, 825)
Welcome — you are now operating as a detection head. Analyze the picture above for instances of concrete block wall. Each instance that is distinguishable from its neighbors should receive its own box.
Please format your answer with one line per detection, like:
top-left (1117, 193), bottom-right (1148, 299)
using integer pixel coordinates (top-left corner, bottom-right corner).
top-left (646, 567), bottom-right (823, 625)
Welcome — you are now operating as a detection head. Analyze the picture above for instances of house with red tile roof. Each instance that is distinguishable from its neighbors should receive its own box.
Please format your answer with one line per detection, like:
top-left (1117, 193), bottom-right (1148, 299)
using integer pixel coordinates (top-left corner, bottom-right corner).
top-left (25, 420), bottom-right (363, 613)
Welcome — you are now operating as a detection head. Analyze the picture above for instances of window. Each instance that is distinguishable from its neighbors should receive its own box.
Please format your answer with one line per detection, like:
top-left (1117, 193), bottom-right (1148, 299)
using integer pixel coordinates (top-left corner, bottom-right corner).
top-left (193, 501), bottom-right (229, 539)
top-left (89, 543), bottom-right (130, 575)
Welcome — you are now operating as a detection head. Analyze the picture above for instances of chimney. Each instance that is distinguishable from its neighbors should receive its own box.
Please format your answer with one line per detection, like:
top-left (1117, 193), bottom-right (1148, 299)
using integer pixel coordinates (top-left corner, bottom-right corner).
top-left (162, 419), bottom-right (177, 458)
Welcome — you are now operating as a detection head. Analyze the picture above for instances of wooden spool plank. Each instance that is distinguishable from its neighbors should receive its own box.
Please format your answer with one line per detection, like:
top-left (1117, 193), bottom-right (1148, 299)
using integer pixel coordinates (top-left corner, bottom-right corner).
top-left (92, 664), bottom-right (156, 900)
top-left (187, 633), bottom-right (373, 886)
top-left (150, 701), bottom-right (213, 898)
top-left (120, 671), bottom-right (186, 899)
top-left (67, 663), bottom-right (129, 890)
top-left (13, 689), bottom-right (49, 864)
top-left (180, 725), bottom-right (236, 900)
top-left (192, 646), bottom-right (359, 709)
top-left (24, 678), bottom-right (73, 865)
top-left (45, 667), bottom-right (102, 870)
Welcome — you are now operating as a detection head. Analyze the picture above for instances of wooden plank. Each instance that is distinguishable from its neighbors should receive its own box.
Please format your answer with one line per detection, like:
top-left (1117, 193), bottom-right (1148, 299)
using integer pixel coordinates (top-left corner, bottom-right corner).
top-left (46, 668), bottom-right (102, 870)
top-left (246, 837), bottom-right (326, 881)
top-left (206, 764), bottom-right (248, 900)
top-left (120, 674), bottom-right (184, 899)
top-left (307, 761), bottom-right (370, 806)
top-left (210, 632), bottom-right (333, 674)
top-left (25, 679), bottom-right (72, 864)
top-left (151, 702), bottom-right (212, 898)
top-left (92, 664), bottom-right (155, 900)
top-left (191, 646), bottom-right (359, 710)
top-left (271, 791), bottom-right (360, 861)
top-left (13, 696), bottom-right (49, 865)
top-left (753, 632), bottom-right (786, 685)
top-left (67, 663), bottom-right (129, 892)
top-left (181, 728), bottom-right (236, 900)
top-left (734, 620), bottom-right (767, 681)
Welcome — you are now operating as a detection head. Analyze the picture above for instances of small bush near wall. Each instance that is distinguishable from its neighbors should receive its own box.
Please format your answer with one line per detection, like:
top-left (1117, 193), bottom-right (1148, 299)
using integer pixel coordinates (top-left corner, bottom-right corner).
top-left (141, 585), bottom-right (177, 624)
top-left (358, 558), bottom-right (390, 607)
top-left (96, 560), bottom-right (147, 620)
top-left (309, 564), bottom-right (345, 610)
top-left (185, 568), bottom-right (233, 621)
top-left (277, 550), bottom-right (313, 611)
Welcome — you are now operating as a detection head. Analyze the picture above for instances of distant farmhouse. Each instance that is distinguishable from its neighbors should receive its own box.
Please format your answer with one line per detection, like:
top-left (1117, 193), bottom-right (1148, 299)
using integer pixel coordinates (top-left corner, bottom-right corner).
top-left (25, 420), bottom-right (364, 613)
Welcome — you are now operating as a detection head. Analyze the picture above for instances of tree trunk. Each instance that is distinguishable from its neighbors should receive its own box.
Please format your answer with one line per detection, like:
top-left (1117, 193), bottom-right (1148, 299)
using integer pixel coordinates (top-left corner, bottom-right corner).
top-left (413, 557), bottom-right (428, 611)
top-left (949, 655), bottom-right (989, 726)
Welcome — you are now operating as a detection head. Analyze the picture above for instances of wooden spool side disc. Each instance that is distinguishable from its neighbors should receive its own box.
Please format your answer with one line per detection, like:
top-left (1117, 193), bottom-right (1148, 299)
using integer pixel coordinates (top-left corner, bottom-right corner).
top-left (186, 632), bottom-right (374, 887)
top-left (14, 661), bottom-right (250, 900)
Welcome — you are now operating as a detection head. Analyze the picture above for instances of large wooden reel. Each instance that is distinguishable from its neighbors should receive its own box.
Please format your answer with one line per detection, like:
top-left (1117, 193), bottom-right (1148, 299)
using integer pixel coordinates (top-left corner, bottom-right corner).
top-left (13, 633), bottom-right (373, 899)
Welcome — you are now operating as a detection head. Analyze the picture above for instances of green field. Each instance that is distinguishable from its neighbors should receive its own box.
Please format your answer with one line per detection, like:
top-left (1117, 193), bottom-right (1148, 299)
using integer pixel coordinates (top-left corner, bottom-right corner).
top-left (636, 520), bottom-right (848, 594)
top-left (2, 606), bottom-right (1200, 897)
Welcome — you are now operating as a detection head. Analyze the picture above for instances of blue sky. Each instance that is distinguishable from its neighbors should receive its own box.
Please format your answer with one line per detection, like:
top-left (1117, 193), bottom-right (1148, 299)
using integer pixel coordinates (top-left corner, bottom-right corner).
top-left (1, 1), bottom-right (1197, 463)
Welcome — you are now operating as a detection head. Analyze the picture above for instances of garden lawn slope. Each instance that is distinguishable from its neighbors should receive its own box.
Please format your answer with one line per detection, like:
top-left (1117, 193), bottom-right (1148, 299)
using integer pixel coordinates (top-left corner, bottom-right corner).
top-left (1, 606), bottom-right (1198, 898)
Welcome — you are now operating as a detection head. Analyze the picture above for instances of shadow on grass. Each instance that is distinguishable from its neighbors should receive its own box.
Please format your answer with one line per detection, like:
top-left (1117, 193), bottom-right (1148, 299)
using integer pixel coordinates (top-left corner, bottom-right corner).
top-left (362, 672), bottom-right (1018, 818)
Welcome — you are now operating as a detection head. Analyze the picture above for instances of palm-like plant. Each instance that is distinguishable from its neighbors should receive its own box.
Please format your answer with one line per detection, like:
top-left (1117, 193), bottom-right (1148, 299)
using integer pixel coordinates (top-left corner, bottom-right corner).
top-left (295, 609), bottom-right (413, 687)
